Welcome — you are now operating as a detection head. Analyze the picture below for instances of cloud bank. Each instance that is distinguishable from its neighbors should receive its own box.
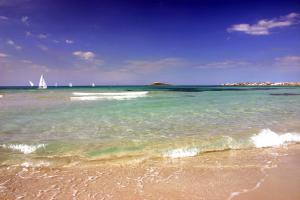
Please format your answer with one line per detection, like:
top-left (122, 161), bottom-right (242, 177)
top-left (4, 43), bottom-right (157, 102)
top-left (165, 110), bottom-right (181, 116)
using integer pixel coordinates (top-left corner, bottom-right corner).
top-left (275, 55), bottom-right (300, 69)
top-left (228, 12), bottom-right (300, 35)
top-left (0, 53), bottom-right (9, 58)
top-left (0, 16), bottom-right (8, 20)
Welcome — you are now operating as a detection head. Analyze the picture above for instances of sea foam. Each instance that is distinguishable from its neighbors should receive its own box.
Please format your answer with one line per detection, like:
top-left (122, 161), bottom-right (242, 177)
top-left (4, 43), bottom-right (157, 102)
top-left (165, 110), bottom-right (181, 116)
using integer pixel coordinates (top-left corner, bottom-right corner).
top-left (71, 91), bottom-right (148, 101)
top-left (72, 91), bottom-right (148, 96)
top-left (1, 144), bottom-right (46, 154)
top-left (21, 161), bottom-right (50, 168)
top-left (70, 96), bottom-right (143, 101)
top-left (163, 148), bottom-right (200, 158)
top-left (251, 129), bottom-right (300, 148)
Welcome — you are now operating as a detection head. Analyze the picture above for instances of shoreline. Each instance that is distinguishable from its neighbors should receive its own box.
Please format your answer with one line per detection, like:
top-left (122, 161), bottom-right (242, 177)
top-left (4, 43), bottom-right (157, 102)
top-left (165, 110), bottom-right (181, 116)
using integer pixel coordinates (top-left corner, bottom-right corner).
top-left (1, 86), bottom-right (300, 199)
top-left (234, 145), bottom-right (300, 200)
top-left (0, 144), bottom-right (299, 199)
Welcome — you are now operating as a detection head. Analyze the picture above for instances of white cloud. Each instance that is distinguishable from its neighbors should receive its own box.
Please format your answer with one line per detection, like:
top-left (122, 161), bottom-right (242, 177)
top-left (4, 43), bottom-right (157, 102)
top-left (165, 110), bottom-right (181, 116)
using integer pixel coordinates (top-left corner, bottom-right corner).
top-left (275, 55), bottom-right (300, 69)
top-left (65, 39), bottom-right (74, 44)
top-left (21, 59), bottom-right (32, 64)
top-left (73, 51), bottom-right (95, 60)
top-left (122, 57), bottom-right (183, 74)
top-left (21, 16), bottom-right (29, 24)
top-left (37, 44), bottom-right (48, 51)
top-left (0, 16), bottom-right (8, 20)
top-left (228, 12), bottom-right (300, 35)
top-left (66, 59), bottom-right (172, 85)
top-left (0, 58), bottom-right (50, 86)
top-left (196, 60), bottom-right (250, 69)
top-left (25, 32), bottom-right (49, 40)
top-left (7, 40), bottom-right (14, 45)
top-left (276, 55), bottom-right (300, 62)
top-left (38, 34), bottom-right (47, 39)
top-left (7, 39), bottom-right (22, 50)
top-left (0, 53), bottom-right (9, 58)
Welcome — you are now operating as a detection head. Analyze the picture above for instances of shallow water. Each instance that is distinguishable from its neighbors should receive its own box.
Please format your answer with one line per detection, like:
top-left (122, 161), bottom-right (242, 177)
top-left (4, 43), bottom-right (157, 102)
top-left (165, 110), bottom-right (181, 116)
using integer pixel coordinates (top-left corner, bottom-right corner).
top-left (1, 146), bottom-right (298, 200)
top-left (0, 85), bottom-right (300, 166)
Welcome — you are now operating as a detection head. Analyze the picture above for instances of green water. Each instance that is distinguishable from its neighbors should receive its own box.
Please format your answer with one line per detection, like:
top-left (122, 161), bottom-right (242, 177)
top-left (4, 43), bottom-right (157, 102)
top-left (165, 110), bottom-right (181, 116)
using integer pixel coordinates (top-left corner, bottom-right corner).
top-left (0, 86), bottom-right (300, 165)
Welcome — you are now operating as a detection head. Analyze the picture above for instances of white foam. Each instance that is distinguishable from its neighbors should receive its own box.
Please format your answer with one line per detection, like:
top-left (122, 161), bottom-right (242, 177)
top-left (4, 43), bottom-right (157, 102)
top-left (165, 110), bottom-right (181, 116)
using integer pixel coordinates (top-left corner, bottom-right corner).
top-left (21, 161), bottom-right (50, 168)
top-left (251, 129), bottom-right (300, 148)
top-left (163, 148), bottom-right (200, 158)
top-left (1, 144), bottom-right (46, 154)
top-left (71, 91), bottom-right (148, 101)
top-left (72, 91), bottom-right (148, 96)
top-left (70, 95), bottom-right (144, 101)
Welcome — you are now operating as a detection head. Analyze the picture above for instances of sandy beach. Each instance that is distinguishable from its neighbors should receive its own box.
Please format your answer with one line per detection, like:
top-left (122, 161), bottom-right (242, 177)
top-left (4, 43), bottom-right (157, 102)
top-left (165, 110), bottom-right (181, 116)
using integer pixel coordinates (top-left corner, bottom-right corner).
top-left (236, 145), bottom-right (300, 200)
top-left (0, 144), bottom-right (299, 200)
top-left (1, 0), bottom-right (300, 199)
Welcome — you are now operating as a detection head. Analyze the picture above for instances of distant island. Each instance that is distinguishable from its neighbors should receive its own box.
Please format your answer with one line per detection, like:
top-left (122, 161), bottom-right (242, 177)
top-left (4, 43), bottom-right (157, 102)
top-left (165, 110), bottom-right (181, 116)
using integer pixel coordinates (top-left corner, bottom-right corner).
top-left (150, 82), bottom-right (171, 86)
top-left (223, 82), bottom-right (300, 86)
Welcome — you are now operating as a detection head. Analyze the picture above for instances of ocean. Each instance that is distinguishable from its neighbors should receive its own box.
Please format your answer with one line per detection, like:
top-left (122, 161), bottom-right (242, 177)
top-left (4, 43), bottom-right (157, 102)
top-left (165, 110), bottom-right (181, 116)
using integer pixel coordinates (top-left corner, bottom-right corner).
top-left (1, 85), bottom-right (300, 167)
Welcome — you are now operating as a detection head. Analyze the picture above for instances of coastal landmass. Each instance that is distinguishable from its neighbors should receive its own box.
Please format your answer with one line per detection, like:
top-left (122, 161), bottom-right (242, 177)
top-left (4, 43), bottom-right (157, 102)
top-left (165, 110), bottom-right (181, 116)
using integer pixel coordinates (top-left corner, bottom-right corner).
top-left (149, 82), bottom-right (171, 86)
top-left (223, 82), bottom-right (300, 86)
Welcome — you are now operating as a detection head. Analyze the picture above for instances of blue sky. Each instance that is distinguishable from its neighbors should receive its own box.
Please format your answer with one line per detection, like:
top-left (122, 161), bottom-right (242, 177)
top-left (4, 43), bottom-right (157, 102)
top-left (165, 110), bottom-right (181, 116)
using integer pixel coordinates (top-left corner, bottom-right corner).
top-left (0, 0), bottom-right (300, 85)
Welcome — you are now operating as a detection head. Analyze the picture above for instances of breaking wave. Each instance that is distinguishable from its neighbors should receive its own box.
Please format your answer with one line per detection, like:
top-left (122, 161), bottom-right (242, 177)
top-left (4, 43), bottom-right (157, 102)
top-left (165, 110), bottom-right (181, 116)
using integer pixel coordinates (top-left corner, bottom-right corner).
top-left (72, 91), bottom-right (148, 96)
top-left (71, 91), bottom-right (148, 101)
top-left (70, 96), bottom-right (144, 101)
top-left (163, 148), bottom-right (200, 158)
top-left (251, 129), bottom-right (300, 148)
top-left (162, 129), bottom-right (300, 159)
top-left (1, 144), bottom-right (46, 154)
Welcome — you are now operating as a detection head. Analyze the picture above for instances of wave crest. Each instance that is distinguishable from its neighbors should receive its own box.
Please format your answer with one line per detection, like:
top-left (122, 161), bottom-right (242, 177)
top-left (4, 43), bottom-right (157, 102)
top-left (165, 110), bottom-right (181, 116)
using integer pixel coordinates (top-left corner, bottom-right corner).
top-left (1, 144), bottom-right (46, 154)
top-left (72, 91), bottom-right (148, 96)
top-left (71, 91), bottom-right (148, 101)
top-left (251, 129), bottom-right (300, 148)
top-left (163, 148), bottom-right (200, 158)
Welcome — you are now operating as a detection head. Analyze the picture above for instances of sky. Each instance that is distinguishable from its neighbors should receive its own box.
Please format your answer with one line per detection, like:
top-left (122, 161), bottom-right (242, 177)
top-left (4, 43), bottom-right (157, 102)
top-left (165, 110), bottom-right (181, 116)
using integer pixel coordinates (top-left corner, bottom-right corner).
top-left (0, 0), bottom-right (300, 86)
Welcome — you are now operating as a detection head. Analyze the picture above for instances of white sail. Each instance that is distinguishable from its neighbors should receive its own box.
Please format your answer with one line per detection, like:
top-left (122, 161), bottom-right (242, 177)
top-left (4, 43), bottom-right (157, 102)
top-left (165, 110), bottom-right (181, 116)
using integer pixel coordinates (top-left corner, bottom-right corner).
top-left (69, 83), bottom-right (72, 87)
top-left (92, 83), bottom-right (95, 87)
top-left (38, 74), bottom-right (47, 89)
top-left (55, 82), bottom-right (58, 87)
top-left (29, 81), bottom-right (34, 87)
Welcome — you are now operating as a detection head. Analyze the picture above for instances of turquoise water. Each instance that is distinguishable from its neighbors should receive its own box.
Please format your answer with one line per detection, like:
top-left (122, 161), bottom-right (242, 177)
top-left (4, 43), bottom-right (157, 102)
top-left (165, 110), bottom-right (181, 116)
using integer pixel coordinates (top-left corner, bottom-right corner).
top-left (0, 86), bottom-right (300, 165)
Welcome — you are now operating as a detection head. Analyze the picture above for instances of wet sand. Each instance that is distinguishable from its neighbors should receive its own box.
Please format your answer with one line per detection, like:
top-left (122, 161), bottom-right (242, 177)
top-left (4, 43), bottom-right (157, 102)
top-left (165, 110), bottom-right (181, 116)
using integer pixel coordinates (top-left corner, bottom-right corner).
top-left (0, 145), bottom-right (299, 200)
top-left (235, 145), bottom-right (300, 200)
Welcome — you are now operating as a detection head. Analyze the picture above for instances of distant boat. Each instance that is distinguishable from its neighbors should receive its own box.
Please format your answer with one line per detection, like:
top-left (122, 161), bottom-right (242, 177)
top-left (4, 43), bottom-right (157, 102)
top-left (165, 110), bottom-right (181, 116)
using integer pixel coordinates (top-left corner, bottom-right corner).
top-left (55, 82), bottom-right (58, 87)
top-left (38, 74), bottom-right (47, 89)
top-left (29, 81), bottom-right (34, 87)
top-left (69, 83), bottom-right (73, 87)
top-left (92, 83), bottom-right (95, 87)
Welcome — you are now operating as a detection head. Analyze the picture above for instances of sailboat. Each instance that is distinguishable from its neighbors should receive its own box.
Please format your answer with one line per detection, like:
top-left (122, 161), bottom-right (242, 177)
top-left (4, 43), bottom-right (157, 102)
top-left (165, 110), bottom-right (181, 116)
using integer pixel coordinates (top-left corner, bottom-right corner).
top-left (69, 83), bottom-right (73, 87)
top-left (29, 81), bottom-right (34, 87)
top-left (92, 83), bottom-right (95, 87)
top-left (38, 74), bottom-right (47, 89)
top-left (55, 82), bottom-right (58, 87)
